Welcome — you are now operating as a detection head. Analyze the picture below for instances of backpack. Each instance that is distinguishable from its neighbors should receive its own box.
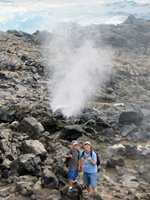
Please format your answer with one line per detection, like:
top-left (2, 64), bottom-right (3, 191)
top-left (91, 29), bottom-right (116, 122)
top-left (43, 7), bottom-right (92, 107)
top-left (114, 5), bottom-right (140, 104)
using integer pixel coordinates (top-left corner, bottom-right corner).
top-left (64, 149), bottom-right (80, 168)
top-left (81, 150), bottom-right (100, 170)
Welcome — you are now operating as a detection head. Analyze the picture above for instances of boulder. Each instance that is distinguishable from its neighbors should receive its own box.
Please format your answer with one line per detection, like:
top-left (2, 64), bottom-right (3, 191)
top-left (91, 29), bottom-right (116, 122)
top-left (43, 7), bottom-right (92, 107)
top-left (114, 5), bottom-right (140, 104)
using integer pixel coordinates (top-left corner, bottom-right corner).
top-left (119, 109), bottom-right (144, 125)
top-left (79, 108), bottom-right (98, 123)
top-left (59, 125), bottom-right (84, 141)
top-left (39, 132), bottom-right (54, 153)
top-left (137, 161), bottom-right (150, 183)
top-left (66, 182), bottom-right (83, 200)
top-left (0, 131), bottom-right (5, 140)
top-left (126, 131), bottom-right (150, 142)
top-left (84, 119), bottom-right (96, 126)
top-left (134, 193), bottom-right (150, 200)
top-left (10, 121), bottom-right (20, 130)
top-left (0, 129), bottom-right (13, 141)
top-left (0, 139), bottom-right (10, 153)
top-left (0, 186), bottom-right (11, 198)
top-left (41, 168), bottom-right (58, 189)
top-left (11, 154), bottom-right (41, 176)
top-left (1, 158), bottom-right (12, 179)
top-left (96, 117), bottom-right (111, 128)
top-left (119, 174), bottom-right (139, 188)
top-left (120, 124), bottom-right (137, 137)
top-left (19, 117), bottom-right (44, 138)
top-left (0, 106), bottom-right (17, 123)
top-left (20, 140), bottom-right (47, 159)
top-left (32, 179), bottom-right (42, 191)
top-left (94, 94), bottom-right (116, 103)
top-left (106, 156), bottom-right (124, 168)
top-left (140, 148), bottom-right (150, 160)
top-left (124, 144), bottom-right (138, 159)
top-left (103, 175), bottom-right (116, 185)
top-left (1, 158), bottom-right (12, 169)
top-left (53, 109), bottom-right (65, 119)
top-left (60, 182), bottom-right (83, 200)
top-left (38, 113), bottom-right (65, 133)
top-left (52, 159), bottom-right (68, 179)
top-left (83, 126), bottom-right (97, 138)
top-left (15, 175), bottom-right (37, 196)
top-left (82, 192), bottom-right (103, 200)
top-left (32, 188), bottom-right (61, 200)
top-left (121, 122), bottom-right (150, 142)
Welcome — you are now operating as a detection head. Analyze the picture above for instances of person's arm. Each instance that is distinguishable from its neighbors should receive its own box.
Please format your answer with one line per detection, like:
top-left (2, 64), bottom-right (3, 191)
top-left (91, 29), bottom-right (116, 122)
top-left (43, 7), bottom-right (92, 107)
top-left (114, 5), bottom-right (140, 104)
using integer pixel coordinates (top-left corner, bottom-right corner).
top-left (87, 152), bottom-right (97, 166)
top-left (64, 154), bottom-right (73, 158)
top-left (78, 151), bottom-right (83, 171)
top-left (63, 150), bottom-right (73, 158)
top-left (78, 159), bottom-right (82, 171)
top-left (78, 154), bottom-right (83, 171)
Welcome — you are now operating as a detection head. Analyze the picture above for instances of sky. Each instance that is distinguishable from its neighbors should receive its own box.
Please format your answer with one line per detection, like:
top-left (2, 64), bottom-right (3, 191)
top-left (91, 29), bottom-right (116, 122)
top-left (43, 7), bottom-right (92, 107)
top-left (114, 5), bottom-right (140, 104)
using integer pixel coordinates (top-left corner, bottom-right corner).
top-left (0, 0), bottom-right (150, 33)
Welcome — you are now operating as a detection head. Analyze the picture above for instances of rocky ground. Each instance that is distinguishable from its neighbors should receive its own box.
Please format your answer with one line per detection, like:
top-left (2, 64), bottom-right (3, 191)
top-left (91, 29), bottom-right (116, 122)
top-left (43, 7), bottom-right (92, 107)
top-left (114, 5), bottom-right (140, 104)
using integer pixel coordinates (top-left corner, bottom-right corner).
top-left (0, 16), bottom-right (150, 200)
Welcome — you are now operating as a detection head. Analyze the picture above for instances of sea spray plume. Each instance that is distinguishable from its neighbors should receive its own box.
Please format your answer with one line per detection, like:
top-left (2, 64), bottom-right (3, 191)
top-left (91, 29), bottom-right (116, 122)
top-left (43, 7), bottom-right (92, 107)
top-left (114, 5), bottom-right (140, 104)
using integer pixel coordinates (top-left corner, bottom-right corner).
top-left (47, 23), bottom-right (113, 117)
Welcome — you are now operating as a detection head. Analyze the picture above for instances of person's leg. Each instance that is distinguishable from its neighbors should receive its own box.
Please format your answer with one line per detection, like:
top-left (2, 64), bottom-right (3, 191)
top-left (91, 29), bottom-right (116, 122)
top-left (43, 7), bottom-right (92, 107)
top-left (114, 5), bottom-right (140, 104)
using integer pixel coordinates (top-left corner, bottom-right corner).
top-left (83, 172), bottom-right (90, 192)
top-left (89, 173), bottom-right (97, 193)
top-left (68, 170), bottom-right (73, 188)
top-left (68, 170), bottom-right (78, 189)
top-left (68, 179), bottom-right (73, 187)
top-left (87, 186), bottom-right (92, 193)
top-left (93, 187), bottom-right (97, 193)
top-left (72, 170), bottom-right (78, 185)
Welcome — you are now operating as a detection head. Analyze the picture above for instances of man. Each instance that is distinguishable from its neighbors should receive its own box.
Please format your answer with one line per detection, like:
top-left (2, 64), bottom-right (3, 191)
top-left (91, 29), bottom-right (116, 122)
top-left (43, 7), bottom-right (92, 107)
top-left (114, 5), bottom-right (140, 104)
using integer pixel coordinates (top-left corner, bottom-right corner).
top-left (82, 141), bottom-right (97, 193)
top-left (64, 140), bottom-right (81, 190)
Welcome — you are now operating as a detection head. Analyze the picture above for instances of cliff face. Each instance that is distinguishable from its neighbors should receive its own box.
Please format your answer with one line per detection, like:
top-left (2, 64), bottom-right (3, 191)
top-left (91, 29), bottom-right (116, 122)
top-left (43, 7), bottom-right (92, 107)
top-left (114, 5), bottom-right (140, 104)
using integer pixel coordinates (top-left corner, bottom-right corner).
top-left (0, 30), bottom-right (47, 122)
top-left (0, 16), bottom-right (150, 200)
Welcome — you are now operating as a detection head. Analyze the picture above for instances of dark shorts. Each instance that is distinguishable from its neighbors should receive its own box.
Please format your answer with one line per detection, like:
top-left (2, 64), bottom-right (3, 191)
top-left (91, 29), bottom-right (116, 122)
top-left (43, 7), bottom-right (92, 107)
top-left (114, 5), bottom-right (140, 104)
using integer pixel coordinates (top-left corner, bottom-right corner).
top-left (68, 169), bottom-right (78, 180)
top-left (83, 172), bottom-right (97, 188)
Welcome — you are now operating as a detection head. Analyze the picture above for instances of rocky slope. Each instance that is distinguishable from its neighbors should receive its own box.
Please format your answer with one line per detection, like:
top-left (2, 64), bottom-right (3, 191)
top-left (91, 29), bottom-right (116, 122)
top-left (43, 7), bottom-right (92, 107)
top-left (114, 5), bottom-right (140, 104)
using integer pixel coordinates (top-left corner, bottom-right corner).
top-left (0, 16), bottom-right (150, 200)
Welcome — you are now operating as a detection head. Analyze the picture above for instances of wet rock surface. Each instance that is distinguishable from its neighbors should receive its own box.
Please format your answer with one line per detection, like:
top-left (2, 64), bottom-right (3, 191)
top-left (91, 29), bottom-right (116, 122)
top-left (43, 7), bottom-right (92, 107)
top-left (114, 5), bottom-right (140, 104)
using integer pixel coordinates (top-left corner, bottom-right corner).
top-left (0, 16), bottom-right (150, 199)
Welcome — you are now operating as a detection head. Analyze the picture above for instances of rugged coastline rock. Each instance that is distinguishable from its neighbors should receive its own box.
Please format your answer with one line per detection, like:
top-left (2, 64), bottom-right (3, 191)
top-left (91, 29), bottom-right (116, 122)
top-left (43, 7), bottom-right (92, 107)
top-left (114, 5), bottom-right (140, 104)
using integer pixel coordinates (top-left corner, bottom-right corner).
top-left (0, 16), bottom-right (150, 199)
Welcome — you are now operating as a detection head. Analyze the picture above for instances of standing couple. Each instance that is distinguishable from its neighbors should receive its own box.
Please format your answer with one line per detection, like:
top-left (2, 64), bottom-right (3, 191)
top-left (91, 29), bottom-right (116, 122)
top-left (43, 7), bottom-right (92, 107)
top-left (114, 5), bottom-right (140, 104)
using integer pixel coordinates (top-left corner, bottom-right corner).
top-left (64, 140), bottom-right (98, 193)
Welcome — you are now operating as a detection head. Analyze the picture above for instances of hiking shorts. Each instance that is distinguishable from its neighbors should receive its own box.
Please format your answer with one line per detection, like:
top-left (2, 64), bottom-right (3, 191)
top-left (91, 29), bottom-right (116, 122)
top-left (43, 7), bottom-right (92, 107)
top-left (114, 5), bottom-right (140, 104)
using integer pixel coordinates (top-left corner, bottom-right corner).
top-left (68, 169), bottom-right (78, 180)
top-left (83, 172), bottom-right (97, 188)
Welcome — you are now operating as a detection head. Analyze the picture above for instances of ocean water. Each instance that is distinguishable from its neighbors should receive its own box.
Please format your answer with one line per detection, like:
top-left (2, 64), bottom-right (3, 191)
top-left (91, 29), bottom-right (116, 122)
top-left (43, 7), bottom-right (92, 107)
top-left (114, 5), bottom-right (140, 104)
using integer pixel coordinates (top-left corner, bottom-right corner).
top-left (0, 0), bottom-right (150, 33)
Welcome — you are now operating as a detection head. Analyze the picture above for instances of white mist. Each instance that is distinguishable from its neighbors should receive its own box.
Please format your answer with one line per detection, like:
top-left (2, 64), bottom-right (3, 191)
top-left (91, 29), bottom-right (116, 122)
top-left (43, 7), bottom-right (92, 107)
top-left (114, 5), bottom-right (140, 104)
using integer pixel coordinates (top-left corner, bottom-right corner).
top-left (47, 23), bottom-right (113, 117)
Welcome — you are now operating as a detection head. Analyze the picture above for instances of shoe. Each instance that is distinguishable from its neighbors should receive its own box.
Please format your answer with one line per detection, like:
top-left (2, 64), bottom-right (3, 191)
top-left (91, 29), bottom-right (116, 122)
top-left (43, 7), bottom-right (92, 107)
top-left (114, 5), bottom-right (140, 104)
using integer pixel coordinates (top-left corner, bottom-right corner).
top-left (73, 180), bottom-right (77, 183)
top-left (68, 186), bottom-right (72, 191)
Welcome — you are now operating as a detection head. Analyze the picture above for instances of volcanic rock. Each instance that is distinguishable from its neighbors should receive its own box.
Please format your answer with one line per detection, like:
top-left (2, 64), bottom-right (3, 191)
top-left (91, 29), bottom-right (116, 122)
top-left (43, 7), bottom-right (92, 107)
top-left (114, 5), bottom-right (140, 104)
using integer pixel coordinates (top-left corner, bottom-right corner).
top-left (59, 125), bottom-right (85, 141)
top-left (0, 16), bottom-right (150, 200)
top-left (20, 140), bottom-right (47, 157)
top-left (11, 154), bottom-right (41, 177)
top-left (41, 168), bottom-right (58, 189)
top-left (106, 156), bottom-right (125, 168)
top-left (19, 117), bottom-right (44, 138)
top-left (119, 109), bottom-right (144, 125)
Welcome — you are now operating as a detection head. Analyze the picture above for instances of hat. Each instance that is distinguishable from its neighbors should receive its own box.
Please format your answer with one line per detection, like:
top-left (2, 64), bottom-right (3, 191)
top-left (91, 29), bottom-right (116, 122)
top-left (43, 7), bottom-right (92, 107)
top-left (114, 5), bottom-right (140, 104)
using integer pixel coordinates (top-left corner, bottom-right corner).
top-left (71, 140), bottom-right (78, 145)
top-left (84, 141), bottom-right (91, 145)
